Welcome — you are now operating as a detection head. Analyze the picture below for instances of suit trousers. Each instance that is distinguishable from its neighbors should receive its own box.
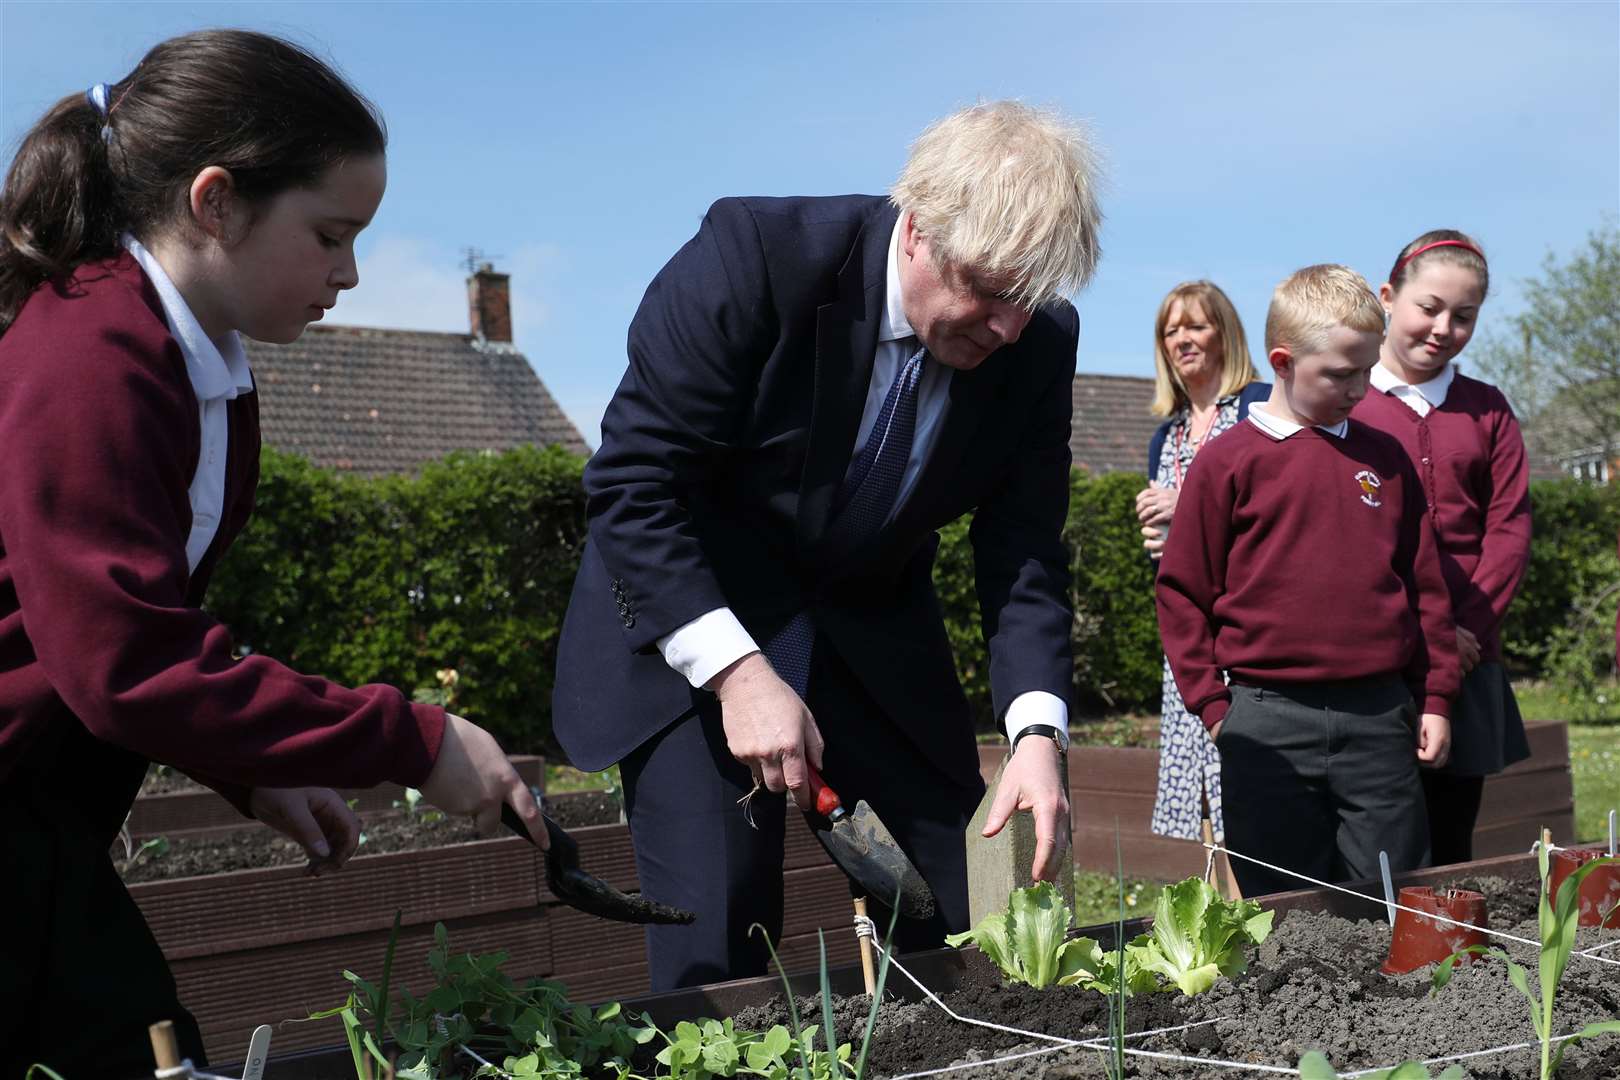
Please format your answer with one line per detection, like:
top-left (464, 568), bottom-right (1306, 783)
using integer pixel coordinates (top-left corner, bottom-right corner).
top-left (1216, 677), bottom-right (1430, 897)
top-left (619, 635), bottom-right (986, 991)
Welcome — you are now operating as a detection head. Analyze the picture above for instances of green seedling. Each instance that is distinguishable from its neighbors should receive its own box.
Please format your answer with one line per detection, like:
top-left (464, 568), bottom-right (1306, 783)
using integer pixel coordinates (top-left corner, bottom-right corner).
top-left (1296, 1050), bottom-right (1464, 1078)
top-left (115, 830), bottom-right (169, 875)
top-left (1431, 845), bottom-right (1620, 1079)
top-left (24, 1067), bottom-right (67, 1079)
top-left (393, 786), bottom-right (446, 825)
top-left (315, 919), bottom-right (658, 1079)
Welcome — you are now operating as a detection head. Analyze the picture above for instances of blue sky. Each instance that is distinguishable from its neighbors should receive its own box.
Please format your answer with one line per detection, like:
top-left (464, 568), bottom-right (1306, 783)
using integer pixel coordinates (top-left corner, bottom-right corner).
top-left (4, 2), bottom-right (1616, 447)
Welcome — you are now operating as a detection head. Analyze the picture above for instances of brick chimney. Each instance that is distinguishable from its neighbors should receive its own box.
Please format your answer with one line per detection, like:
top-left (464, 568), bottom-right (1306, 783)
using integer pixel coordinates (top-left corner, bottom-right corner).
top-left (467, 262), bottom-right (512, 342)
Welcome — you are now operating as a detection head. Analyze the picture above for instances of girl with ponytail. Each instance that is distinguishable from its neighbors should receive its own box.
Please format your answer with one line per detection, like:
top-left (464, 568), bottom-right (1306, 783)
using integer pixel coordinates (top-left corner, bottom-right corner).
top-left (0, 31), bottom-right (547, 1076)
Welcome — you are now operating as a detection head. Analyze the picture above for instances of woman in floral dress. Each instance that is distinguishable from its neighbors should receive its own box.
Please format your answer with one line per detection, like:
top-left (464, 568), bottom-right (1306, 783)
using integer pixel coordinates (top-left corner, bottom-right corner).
top-left (1137, 281), bottom-right (1268, 843)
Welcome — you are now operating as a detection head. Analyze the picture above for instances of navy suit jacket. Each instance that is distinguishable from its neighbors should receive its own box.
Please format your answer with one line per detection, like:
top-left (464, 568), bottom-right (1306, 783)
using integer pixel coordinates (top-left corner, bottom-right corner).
top-left (552, 196), bottom-right (1078, 789)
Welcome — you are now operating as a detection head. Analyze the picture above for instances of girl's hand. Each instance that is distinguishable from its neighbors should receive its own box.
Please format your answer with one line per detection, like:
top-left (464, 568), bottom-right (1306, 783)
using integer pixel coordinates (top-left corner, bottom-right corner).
top-left (1134, 484), bottom-right (1178, 526)
top-left (1416, 713), bottom-right (1451, 768)
top-left (1456, 627), bottom-right (1481, 675)
top-left (249, 786), bottom-right (361, 875)
top-left (420, 713), bottom-right (547, 849)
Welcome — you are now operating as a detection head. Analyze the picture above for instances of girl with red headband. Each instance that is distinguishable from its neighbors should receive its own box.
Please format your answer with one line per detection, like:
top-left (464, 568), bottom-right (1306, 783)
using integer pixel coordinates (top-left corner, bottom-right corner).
top-left (1352, 229), bottom-right (1532, 866)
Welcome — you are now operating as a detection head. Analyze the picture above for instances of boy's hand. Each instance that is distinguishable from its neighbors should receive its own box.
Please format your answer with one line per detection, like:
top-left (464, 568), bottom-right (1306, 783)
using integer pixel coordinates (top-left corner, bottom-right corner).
top-left (1416, 712), bottom-right (1451, 768)
top-left (1456, 627), bottom-right (1481, 675)
top-left (249, 786), bottom-right (361, 875)
top-left (1206, 720), bottom-right (1222, 741)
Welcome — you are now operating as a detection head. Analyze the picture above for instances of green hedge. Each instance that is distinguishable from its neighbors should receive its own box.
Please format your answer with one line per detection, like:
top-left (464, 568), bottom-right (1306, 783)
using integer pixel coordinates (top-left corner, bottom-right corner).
top-left (206, 446), bottom-right (588, 753)
top-left (1501, 478), bottom-right (1620, 688)
top-left (205, 450), bottom-right (1616, 752)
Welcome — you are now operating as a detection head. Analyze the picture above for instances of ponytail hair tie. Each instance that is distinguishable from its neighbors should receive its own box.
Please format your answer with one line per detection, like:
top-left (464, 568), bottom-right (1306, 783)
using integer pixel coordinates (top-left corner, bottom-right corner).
top-left (1392, 239), bottom-right (1486, 281)
top-left (84, 82), bottom-right (113, 144)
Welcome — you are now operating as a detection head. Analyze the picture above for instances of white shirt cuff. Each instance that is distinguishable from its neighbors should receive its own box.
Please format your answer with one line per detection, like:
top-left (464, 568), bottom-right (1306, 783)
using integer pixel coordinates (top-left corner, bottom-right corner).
top-left (656, 607), bottom-right (760, 690)
top-left (1004, 691), bottom-right (1071, 751)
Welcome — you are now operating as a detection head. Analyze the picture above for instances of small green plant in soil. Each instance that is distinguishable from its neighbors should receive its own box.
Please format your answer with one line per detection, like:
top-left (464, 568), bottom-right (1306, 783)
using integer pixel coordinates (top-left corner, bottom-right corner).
top-left (1431, 844), bottom-right (1620, 1079)
top-left (318, 919), bottom-right (658, 1079)
top-left (1296, 1050), bottom-right (1464, 1078)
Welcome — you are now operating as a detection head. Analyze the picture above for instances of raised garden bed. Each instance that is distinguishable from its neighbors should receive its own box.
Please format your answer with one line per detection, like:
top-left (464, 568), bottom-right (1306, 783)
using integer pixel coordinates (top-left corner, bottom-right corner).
top-left (979, 720), bottom-right (1578, 880)
top-left (130, 788), bottom-right (861, 1062)
top-left (124, 756), bottom-right (546, 840)
top-left (256, 850), bottom-right (1620, 1079)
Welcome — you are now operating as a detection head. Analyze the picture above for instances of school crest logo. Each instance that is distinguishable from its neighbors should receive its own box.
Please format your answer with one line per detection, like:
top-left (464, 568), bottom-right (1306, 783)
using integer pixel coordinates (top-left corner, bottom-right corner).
top-left (1355, 470), bottom-right (1382, 508)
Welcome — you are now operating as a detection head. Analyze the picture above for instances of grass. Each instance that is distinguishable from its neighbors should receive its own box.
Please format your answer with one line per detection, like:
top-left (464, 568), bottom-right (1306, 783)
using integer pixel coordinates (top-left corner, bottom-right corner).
top-left (1073, 870), bottom-right (1163, 928)
top-left (544, 762), bottom-right (621, 794)
top-left (1514, 679), bottom-right (1619, 845)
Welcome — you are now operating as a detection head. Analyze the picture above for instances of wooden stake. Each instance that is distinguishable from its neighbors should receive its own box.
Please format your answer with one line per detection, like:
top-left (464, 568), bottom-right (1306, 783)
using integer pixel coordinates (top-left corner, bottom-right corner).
top-left (853, 896), bottom-right (876, 996)
top-left (149, 1021), bottom-right (181, 1072)
top-left (1202, 819), bottom-right (1241, 901)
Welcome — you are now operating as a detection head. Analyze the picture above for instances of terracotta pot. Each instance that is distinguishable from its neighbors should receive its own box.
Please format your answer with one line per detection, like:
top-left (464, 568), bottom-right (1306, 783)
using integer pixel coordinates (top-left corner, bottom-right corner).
top-left (1381, 886), bottom-right (1488, 975)
top-left (1547, 846), bottom-right (1620, 928)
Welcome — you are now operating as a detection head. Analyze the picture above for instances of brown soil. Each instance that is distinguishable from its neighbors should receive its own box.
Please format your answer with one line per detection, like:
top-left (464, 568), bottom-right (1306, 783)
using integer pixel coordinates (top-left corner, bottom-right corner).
top-left (729, 871), bottom-right (1620, 1079)
top-left (115, 789), bottom-right (623, 884)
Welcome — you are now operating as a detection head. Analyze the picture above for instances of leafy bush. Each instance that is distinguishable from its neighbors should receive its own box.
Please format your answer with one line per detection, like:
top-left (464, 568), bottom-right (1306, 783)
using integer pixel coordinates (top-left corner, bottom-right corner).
top-left (933, 470), bottom-right (1162, 726)
top-left (207, 450), bottom-right (1615, 755)
top-left (206, 446), bottom-right (587, 754)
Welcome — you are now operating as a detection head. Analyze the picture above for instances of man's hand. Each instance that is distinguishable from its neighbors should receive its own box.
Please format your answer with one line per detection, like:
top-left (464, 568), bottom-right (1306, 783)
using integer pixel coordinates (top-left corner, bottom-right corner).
top-left (249, 787), bottom-right (361, 876)
top-left (710, 652), bottom-right (825, 811)
top-left (420, 713), bottom-right (547, 849)
top-left (1456, 626), bottom-right (1481, 676)
top-left (981, 734), bottom-right (1070, 882)
top-left (1416, 712), bottom-right (1451, 768)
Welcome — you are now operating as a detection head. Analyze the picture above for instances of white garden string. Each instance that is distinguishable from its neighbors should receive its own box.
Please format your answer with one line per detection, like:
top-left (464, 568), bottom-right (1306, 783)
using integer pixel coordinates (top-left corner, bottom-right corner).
top-left (851, 838), bottom-right (1620, 1080)
top-left (1203, 842), bottom-right (1620, 969)
top-left (154, 1064), bottom-right (243, 1080)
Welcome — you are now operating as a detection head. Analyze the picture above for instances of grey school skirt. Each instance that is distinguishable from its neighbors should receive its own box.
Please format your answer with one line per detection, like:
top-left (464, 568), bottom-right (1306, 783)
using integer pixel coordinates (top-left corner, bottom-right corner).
top-left (1440, 660), bottom-right (1531, 777)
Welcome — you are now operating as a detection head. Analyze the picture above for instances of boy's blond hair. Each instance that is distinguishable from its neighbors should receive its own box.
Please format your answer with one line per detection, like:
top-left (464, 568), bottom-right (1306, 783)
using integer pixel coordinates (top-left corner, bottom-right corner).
top-left (1264, 264), bottom-right (1384, 355)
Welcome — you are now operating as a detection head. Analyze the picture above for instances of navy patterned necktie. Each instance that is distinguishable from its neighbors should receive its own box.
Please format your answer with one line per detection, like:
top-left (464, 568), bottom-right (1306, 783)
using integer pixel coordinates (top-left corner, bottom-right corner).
top-left (764, 344), bottom-right (930, 696)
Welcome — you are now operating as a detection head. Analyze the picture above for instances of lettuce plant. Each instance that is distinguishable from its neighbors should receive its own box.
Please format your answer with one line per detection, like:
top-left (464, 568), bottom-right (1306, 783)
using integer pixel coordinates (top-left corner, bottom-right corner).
top-left (948, 877), bottom-right (1272, 997)
top-left (1125, 878), bottom-right (1273, 996)
top-left (1431, 847), bottom-right (1620, 1079)
top-left (944, 881), bottom-right (1129, 990)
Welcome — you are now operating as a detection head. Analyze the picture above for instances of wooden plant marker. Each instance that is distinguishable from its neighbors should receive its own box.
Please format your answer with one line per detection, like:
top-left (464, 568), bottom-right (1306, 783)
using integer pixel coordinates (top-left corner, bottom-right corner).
top-left (853, 896), bottom-right (876, 996)
top-left (965, 754), bottom-right (1075, 927)
top-left (241, 1025), bottom-right (272, 1080)
top-left (149, 1020), bottom-right (181, 1072)
top-left (1202, 819), bottom-right (1241, 901)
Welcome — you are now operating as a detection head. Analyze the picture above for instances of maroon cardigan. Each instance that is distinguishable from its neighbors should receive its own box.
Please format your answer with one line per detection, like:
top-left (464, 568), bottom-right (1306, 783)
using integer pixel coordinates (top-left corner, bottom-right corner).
top-left (0, 255), bottom-right (444, 822)
top-left (1351, 373), bottom-right (1532, 662)
top-left (1155, 420), bottom-right (1460, 730)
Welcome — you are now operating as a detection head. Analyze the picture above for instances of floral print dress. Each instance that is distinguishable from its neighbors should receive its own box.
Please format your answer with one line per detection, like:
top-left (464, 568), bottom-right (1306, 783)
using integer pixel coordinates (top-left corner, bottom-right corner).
top-left (1149, 394), bottom-right (1244, 842)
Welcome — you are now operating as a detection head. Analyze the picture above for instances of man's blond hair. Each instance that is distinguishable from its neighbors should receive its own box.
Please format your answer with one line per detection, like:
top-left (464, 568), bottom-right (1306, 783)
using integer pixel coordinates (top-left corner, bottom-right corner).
top-left (890, 101), bottom-right (1102, 308)
top-left (1264, 264), bottom-right (1384, 355)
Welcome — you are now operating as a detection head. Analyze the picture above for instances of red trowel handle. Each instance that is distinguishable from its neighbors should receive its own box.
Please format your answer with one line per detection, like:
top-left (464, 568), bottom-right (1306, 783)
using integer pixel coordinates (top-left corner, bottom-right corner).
top-left (804, 762), bottom-right (843, 819)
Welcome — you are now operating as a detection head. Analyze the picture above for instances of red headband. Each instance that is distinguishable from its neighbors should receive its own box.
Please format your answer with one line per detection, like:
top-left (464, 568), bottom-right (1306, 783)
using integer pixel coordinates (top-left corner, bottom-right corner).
top-left (1392, 239), bottom-right (1486, 281)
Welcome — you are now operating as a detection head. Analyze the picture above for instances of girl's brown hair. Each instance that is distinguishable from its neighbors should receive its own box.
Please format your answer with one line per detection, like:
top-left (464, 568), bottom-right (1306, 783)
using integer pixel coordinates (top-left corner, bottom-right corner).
top-left (0, 29), bottom-right (386, 333)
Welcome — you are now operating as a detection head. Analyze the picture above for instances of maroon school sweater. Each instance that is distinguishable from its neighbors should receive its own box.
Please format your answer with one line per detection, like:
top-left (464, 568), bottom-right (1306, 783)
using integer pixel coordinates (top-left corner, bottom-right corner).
top-left (1351, 373), bottom-right (1531, 661)
top-left (1155, 418), bottom-right (1460, 730)
top-left (0, 255), bottom-right (444, 812)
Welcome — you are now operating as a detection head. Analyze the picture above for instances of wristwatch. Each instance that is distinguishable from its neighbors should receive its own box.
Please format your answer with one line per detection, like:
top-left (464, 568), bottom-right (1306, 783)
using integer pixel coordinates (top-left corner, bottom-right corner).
top-left (1012, 723), bottom-right (1068, 757)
